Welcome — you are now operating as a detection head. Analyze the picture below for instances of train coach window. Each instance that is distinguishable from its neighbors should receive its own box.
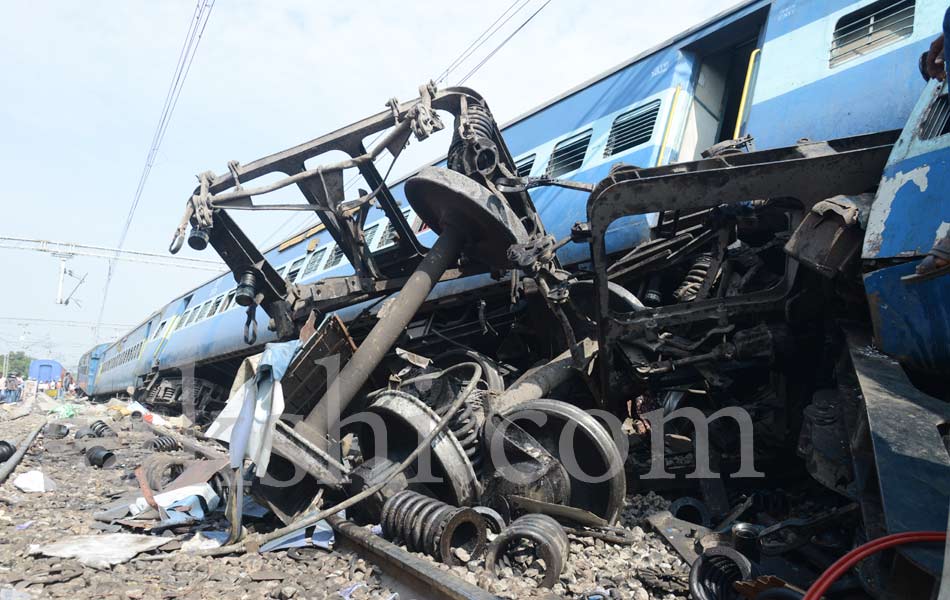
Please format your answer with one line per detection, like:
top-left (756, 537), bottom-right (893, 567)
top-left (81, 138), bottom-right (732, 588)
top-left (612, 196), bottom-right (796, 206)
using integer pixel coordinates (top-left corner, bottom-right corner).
top-left (604, 100), bottom-right (662, 157)
top-left (325, 244), bottom-right (345, 270)
top-left (153, 321), bottom-right (167, 340)
top-left (221, 290), bottom-right (237, 313)
top-left (287, 257), bottom-right (307, 282)
top-left (546, 129), bottom-right (592, 178)
top-left (302, 247), bottom-right (328, 277)
top-left (209, 295), bottom-right (224, 316)
top-left (515, 154), bottom-right (535, 177)
top-left (830, 0), bottom-right (914, 67)
top-left (196, 301), bottom-right (212, 322)
top-left (176, 310), bottom-right (191, 330)
top-left (919, 93), bottom-right (950, 139)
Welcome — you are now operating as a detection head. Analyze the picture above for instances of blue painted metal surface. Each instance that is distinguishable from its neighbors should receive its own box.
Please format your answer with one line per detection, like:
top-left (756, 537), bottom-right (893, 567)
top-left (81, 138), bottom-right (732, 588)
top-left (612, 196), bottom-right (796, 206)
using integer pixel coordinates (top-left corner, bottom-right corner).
top-left (861, 78), bottom-right (950, 372)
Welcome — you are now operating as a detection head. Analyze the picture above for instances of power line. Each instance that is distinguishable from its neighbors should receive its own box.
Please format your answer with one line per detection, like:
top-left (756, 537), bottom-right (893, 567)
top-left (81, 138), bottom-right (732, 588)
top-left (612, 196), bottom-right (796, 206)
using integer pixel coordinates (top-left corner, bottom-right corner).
top-left (0, 317), bottom-right (132, 329)
top-left (94, 0), bottom-right (216, 343)
top-left (458, 0), bottom-right (553, 85)
top-left (437, 0), bottom-right (531, 84)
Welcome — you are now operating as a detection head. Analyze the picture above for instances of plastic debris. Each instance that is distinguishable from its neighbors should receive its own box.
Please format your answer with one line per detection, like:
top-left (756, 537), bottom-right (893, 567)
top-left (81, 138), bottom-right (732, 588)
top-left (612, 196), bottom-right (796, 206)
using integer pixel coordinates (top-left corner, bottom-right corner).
top-left (31, 533), bottom-right (169, 568)
top-left (13, 470), bottom-right (57, 493)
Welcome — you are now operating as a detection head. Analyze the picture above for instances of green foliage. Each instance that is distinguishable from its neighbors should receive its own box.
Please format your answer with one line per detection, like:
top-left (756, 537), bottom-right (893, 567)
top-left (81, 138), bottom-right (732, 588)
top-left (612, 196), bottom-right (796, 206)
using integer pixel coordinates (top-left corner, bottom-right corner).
top-left (3, 351), bottom-right (34, 377)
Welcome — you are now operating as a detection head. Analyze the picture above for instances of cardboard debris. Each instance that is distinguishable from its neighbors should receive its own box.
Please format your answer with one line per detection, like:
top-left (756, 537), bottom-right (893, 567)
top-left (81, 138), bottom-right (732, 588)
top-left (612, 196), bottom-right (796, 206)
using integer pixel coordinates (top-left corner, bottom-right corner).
top-left (32, 533), bottom-right (169, 568)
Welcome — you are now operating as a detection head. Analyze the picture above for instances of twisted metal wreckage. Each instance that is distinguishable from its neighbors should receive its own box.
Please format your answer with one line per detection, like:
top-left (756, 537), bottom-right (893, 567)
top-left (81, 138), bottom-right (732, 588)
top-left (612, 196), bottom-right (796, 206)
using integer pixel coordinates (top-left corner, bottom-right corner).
top-left (165, 84), bottom-right (949, 599)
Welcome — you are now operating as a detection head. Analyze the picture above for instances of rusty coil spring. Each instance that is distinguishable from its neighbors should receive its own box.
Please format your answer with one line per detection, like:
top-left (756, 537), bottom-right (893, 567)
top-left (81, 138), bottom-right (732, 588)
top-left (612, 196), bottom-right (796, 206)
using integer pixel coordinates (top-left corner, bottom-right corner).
top-left (673, 253), bottom-right (713, 302)
top-left (89, 420), bottom-right (117, 438)
top-left (485, 513), bottom-right (570, 588)
top-left (380, 490), bottom-right (487, 565)
top-left (433, 393), bottom-right (483, 474)
top-left (447, 102), bottom-right (500, 177)
top-left (0, 440), bottom-right (14, 463)
top-left (145, 435), bottom-right (180, 452)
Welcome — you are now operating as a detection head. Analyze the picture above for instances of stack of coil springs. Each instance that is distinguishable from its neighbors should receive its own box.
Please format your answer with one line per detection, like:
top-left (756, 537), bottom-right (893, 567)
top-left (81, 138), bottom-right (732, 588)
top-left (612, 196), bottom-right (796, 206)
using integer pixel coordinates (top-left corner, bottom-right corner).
top-left (380, 490), bottom-right (487, 565)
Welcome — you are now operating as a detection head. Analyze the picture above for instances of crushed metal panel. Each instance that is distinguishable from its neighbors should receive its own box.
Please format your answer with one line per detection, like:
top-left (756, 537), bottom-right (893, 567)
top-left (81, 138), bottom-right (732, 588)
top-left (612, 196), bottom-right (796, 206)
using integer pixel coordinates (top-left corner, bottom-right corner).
top-left (863, 78), bottom-right (950, 259)
top-left (281, 314), bottom-right (357, 418)
top-left (845, 328), bottom-right (950, 577)
top-left (863, 261), bottom-right (950, 371)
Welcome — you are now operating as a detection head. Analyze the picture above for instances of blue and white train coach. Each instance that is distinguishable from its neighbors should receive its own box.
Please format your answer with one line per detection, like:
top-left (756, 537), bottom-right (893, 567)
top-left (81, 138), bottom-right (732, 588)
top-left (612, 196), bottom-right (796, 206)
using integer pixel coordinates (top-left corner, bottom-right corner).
top-left (77, 0), bottom-right (943, 410)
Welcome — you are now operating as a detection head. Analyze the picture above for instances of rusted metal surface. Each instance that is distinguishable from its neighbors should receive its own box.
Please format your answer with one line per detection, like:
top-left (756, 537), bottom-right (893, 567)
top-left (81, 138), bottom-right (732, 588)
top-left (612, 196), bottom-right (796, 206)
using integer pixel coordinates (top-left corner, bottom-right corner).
top-left (484, 513), bottom-right (569, 588)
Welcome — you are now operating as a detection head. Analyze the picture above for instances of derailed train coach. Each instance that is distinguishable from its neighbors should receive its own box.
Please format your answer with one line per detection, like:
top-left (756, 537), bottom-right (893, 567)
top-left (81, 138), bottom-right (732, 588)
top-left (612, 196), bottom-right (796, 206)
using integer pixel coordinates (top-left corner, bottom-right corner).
top-left (80, 0), bottom-right (950, 598)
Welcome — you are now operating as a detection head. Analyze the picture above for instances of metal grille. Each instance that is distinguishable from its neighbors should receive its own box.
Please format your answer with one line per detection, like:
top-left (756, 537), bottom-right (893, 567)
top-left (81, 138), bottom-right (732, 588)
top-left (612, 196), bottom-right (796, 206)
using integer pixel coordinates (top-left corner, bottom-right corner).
top-left (515, 154), bottom-right (535, 177)
top-left (604, 100), bottom-right (661, 157)
top-left (324, 244), bottom-right (345, 269)
top-left (830, 0), bottom-right (914, 67)
top-left (546, 129), bottom-right (592, 178)
top-left (920, 93), bottom-right (950, 139)
top-left (302, 247), bottom-right (327, 277)
top-left (286, 257), bottom-right (307, 282)
top-left (375, 210), bottom-right (411, 250)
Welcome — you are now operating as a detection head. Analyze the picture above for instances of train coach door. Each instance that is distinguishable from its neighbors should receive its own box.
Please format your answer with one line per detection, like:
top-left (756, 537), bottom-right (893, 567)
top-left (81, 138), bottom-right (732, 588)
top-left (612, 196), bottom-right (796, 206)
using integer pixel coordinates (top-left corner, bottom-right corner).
top-left (679, 7), bottom-right (768, 159)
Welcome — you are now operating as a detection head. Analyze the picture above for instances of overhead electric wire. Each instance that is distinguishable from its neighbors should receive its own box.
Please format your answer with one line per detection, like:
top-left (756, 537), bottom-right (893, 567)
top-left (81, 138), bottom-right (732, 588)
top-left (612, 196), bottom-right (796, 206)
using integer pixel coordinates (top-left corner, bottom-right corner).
top-left (457, 0), bottom-right (553, 85)
top-left (434, 0), bottom-right (528, 84)
top-left (94, 0), bottom-right (215, 343)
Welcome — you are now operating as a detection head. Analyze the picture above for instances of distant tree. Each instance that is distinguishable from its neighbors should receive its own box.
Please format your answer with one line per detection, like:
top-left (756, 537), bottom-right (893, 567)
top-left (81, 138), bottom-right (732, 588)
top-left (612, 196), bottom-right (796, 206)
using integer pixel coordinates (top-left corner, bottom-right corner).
top-left (3, 351), bottom-right (34, 377)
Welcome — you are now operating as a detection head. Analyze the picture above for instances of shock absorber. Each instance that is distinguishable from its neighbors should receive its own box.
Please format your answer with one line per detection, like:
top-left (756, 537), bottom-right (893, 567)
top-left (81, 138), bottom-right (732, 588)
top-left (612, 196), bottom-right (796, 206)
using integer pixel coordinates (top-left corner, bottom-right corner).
top-left (380, 490), bottom-right (487, 565)
top-left (674, 253), bottom-right (713, 302)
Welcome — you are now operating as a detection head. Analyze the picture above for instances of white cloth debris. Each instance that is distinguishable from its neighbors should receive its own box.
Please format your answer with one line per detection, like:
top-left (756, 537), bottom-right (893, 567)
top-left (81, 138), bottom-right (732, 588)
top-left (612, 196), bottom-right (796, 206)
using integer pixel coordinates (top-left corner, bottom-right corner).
top-left (206, 340), bottom-right (299, 472)
top-left (13, 470), bottom-right (56, 493)
top-left (32, 533), bottom-right (168, 568)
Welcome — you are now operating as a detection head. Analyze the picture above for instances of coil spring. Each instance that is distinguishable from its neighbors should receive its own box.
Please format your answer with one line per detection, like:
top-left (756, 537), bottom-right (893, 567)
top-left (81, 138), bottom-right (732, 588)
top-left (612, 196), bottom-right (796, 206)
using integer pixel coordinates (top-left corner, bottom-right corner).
top-left (381, 490), bottom-right (487, 565)
top-left (432, 392), bottom-right (483, 474)
top-left (688, 546), bottom-right (755, 600)
top-left (145, 435), bottom-right (180, 452)
top-left (89, 420), bottom-right (117, 438)
top-left (447, 102), bottom-right (499, 176)
top-left (484, 513), bottom-right (570, 589)
top-left (673, 253), bottom-right (713, 302)
top-left (0, 440), bottom-right (14, 463)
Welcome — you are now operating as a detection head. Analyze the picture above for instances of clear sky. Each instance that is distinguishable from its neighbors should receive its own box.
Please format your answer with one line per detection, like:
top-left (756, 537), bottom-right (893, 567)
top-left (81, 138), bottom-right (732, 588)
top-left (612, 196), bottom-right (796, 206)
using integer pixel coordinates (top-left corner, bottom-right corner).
top-left (0, 0), bottom-right (735, 369)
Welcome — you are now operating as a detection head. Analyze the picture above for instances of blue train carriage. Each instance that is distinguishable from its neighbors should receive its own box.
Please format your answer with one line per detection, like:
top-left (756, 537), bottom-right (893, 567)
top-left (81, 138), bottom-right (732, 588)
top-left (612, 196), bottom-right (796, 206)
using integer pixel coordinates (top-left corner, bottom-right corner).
top-left (83, 0), bottom-right (944, 412)
top-left (75, 342), bottom-right (108, 396)
top-left (86, 207), bottom-right (422, 414)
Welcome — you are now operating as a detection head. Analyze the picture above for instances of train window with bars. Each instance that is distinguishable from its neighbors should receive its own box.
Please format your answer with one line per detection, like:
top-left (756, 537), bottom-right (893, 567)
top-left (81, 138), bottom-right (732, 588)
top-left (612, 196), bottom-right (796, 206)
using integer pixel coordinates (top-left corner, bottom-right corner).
top-left (515, 154), bottom-right (535, 177)
top-left (546, 129), bottom-right (592, 178)
top-left (324, 244), bottom-right (346, 270)
top-left (152, 321), bottom-right (167, 340)
top-left (196, 301), bottom-right (212, 322)
top-left (604, 100), bottom-right (661, 157)
top-left (362, 224), bottom-right (379, 250)
top-left (919, 93), bottom-right (950, 139)
top-left (220, 290), bottom-right (236, 313)
top-left (286, 257), bottom-right (307, 282)
top-left (376, 209), bottom-right (413, 250)
top-left (208, 295), bottom-right (224, 316)
top-left (302, 247), bottom-right (327, 277)
top-left (830, 0), bottom-right (914, 67)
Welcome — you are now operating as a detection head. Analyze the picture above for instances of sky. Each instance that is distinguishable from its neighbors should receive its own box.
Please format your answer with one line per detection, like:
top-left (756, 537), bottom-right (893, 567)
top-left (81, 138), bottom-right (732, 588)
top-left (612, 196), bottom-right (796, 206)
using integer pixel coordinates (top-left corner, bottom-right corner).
top-left (0, 0), bottom-right (736, 368)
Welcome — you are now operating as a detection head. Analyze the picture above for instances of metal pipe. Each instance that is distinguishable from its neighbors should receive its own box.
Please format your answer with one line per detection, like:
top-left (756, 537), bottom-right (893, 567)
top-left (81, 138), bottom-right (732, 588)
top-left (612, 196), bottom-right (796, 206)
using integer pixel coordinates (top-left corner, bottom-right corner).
top-left (0, 422), bottom-right (45, 485)
top-left (328, 514), bottom-right (499, 600)
top-left (302, 227), bottom-right (465, 437)
top-left (492, 338), bottom-right (596, 414)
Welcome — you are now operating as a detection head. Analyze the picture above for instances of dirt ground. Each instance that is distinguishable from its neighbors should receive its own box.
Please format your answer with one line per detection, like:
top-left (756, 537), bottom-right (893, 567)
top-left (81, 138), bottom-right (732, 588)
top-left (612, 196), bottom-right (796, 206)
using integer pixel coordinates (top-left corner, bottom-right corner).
top-left (0, 398), bottom-right (689, 600)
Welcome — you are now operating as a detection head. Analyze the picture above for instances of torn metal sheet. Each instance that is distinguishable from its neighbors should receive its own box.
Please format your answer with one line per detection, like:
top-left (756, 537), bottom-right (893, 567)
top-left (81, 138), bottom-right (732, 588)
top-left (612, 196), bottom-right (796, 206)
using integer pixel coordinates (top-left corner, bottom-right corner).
top-left (31, 533), bottom-right (168, 568)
